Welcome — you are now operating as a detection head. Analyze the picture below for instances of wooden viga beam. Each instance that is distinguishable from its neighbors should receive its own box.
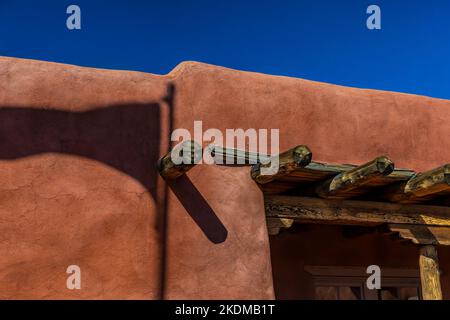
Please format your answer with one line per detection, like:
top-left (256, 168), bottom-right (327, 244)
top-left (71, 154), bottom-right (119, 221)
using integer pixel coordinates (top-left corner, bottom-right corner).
top-left (157, 140), bottom-right (203, 179)
top-left (315, 156), bottom-right (394, 199)
top-left (250, 145), bottom-right (312, 184)
top-left (382, 164), bottom-right (450, 203)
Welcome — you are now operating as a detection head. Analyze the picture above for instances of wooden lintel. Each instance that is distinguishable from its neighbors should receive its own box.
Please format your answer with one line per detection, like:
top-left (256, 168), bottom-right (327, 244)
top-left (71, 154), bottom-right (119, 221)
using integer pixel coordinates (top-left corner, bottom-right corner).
top-left (387, 224), bottom-right (450, 245)
top-left (316, 156), bottom-right (394, 199)
top-left (265, 195), bottom-right (450, 227)
top-left (419, 245), bottom-right (443, 300)
top-left (383, 164), bottom-right (450, 203)
top-left (266, 217), bottom-right (294, 235)
top-left (158, 140), bottom-right (202, 179)
top-left (251, 145), bottom-right (312, 184)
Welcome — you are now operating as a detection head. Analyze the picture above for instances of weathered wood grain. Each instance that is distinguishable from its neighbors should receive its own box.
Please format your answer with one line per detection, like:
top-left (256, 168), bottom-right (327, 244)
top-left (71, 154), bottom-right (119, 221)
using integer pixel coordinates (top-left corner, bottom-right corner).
top-left (265, 195), bottom-right (450, 227)
top-left (419, 245), bottom-right (443, 300)
top-left (266, 217), bottom-right (294, 235)
top-left (158, 140), bottom-right (202, 179)
top-left (208, 145), bottom-right (270, 165)
top-left (257, 160), bottom-right (415, 195)
top-left (251, 145), bottom-right (312, 184)
top-left (388, 224), bottom-right (450, 245)
top-left (316, 156), bottom-right (394, 199)
top-left (382, 164), bottom-right (450, 203)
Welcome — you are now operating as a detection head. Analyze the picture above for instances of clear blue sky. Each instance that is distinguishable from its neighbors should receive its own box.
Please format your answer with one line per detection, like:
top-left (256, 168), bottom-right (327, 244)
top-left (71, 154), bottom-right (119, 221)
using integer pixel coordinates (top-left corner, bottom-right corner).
top-left (1, 0), bottom-right (449, 99)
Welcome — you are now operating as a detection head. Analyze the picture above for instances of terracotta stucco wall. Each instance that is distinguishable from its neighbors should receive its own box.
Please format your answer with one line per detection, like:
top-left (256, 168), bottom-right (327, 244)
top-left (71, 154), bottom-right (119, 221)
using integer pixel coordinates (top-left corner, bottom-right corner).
top-left (0, 57), bottom-right (449, 299)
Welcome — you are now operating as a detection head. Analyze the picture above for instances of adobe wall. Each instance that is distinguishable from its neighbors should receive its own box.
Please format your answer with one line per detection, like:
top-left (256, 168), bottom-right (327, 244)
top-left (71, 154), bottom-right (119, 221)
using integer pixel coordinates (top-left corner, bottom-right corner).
top-left (0, 56), bottom-right (449, 299)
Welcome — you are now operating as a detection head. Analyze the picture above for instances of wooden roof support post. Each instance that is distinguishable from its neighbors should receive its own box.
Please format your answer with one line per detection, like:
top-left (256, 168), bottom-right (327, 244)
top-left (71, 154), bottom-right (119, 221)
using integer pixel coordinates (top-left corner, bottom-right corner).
top-left (251, 145), bottom-right (312, 184)
top-left (316, 156), bottom-right (394, 199)
top-left (383, 164), bottom-right (450, 203)
top-left (419, 245), bottom-right (443, 300)
top-left (158, 140), bottom-right (203, 179)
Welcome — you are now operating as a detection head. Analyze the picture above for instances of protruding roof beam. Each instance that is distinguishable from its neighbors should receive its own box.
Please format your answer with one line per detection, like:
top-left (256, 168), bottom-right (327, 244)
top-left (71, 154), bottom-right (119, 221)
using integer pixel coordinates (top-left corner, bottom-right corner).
top-left (316, 156), bottom-right (394, 199)
top-left (251, 145), bottom-right (312, 184)
top-left (158, 140), bottom-right (202, 179)
top-left (382, 164), bottom-right (450, 203)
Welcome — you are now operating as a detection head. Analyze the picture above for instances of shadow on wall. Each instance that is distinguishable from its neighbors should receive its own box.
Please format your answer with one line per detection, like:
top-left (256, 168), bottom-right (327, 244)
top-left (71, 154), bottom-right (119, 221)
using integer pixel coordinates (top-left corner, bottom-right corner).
top-left (0, 102), bottom-right (162, 196)
top-left (167, 175), bottom-right (228, 244)
top-left (0, 82), bottom-right (228, 297)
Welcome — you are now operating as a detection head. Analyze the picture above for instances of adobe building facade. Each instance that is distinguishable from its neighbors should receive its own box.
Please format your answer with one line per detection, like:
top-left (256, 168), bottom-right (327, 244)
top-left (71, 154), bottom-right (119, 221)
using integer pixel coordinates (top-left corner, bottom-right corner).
top-left (0, 56), bottom-right (449, 299)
